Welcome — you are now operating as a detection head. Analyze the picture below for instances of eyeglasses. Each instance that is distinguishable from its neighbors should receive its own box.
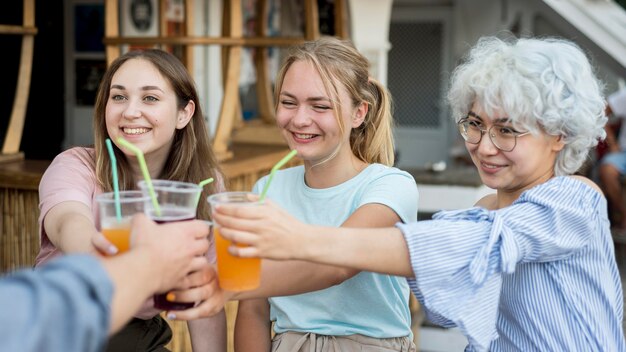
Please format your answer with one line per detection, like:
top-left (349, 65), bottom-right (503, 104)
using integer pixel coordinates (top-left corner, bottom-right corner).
top-left (457, 115), bottom-right (530, 152)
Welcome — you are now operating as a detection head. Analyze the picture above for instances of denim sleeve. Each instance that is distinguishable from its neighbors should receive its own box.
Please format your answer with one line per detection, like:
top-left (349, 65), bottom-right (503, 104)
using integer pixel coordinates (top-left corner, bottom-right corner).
top-left (0, 255), bottom-right (113, 352)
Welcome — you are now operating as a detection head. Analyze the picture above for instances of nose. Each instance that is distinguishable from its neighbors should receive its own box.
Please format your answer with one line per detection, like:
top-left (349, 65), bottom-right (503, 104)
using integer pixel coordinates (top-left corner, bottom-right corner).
top-left (476, 128), bottom-right (499, 154)
top-left (122, 99), bottom-right (142, 119)
top-left (291, 106), bottom-right (312, 127)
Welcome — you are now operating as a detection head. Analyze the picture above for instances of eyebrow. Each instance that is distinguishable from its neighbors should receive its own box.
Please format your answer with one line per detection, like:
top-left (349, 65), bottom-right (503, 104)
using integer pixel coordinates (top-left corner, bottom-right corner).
top-left (110, 84), bottom-right (165, 93)
top-left (468, 110), bottom-right (510, 123)
top-left (280, 91), bottom-right (330, 103)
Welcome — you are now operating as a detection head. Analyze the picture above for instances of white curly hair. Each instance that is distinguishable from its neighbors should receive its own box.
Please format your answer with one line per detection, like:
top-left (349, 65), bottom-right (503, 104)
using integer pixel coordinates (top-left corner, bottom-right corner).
top-left (447, 36), bottom-right (607, 176)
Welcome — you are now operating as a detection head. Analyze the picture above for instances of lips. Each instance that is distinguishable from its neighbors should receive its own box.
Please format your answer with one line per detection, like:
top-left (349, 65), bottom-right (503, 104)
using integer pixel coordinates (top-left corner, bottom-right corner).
top-left (479, 161), bottom-right (506, 173)
top-left (122, 127), bottom-right (151, 135)
top-left (291, 131), bottom-right (319, 143)
top-left (294, 133), bottom-right (315, 139)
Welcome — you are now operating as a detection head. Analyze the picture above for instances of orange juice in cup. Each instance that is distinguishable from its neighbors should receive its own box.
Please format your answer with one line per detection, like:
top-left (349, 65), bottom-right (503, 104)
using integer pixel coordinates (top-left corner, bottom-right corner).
top-left (208, 192), bottom-right (261, 291)
top-left (96, 191), bottom-right (150, 254)
top-left (101, 226), bottom-right (132, 253)
top-left (214, 227), bottom-right (261, 291)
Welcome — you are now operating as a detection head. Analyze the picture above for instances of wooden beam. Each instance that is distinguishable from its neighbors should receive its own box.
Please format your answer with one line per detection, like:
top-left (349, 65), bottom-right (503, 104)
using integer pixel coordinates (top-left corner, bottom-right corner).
top-left (231, 120), bottom-right (286, 146)
top-left (184, 0), bottom-right (194, 72)
top-left (0, 25), bottom-right (37, 35)
top-left (255, 0), bottom-right (274, 124)
top-left (304, 0), bottom-right (320, 40)
top-left (2, 0), bottom-right (35, 156)
top-left (334, 0), bottom-right (349, 38)
top-left (103, 35), bottom-right (306, 46)
top-left (212, 0), bottom-right (243, 160)
top-left (104, 0), bottom-right (120, 66)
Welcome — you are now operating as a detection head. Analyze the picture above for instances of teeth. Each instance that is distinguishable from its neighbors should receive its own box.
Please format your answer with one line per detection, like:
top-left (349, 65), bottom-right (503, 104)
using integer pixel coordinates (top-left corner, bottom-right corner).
top-left (123, 127), bottom-right (150, 135)
top-left (483, 163), bottom-right (499, 169)
top-left (295, 133), bottom-right (314, 139)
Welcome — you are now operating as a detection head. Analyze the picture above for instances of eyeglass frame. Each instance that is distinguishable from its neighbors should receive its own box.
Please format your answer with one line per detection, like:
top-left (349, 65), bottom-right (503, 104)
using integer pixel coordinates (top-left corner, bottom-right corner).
top-left (457, 112), bottom-right (531, 152)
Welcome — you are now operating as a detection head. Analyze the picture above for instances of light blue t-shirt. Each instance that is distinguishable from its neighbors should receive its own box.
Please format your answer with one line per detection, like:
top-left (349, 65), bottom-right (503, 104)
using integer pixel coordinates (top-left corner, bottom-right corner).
top-left (253, 163), bottom-right (418, 338)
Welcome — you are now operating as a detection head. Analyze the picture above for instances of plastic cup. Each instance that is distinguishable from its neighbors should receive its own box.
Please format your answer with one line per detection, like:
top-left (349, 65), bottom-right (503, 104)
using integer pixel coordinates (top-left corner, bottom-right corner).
top-left (96, 191), bottom-right (150, 253)
top-left (207, 192), bottom-right (261, 292)
top-left (138, 179), bottom-right (202, 310)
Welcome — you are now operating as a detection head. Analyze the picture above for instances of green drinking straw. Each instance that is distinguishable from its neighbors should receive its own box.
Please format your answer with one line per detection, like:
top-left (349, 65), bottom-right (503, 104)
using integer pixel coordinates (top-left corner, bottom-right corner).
top-left (199, 177), bottom-right (214, 188)
top-left (116, 137), bottom-right (161, 216)
top-left (259, 149), bottom-right (298, 202)
top-left (105, 138), bottom-right (122, 222)
top-left (195, 177), bottom-right (214, 205)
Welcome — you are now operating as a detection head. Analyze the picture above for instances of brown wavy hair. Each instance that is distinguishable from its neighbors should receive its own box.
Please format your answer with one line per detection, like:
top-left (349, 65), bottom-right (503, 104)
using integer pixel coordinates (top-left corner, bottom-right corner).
top-left (93, 49), bottom-right (220, 220)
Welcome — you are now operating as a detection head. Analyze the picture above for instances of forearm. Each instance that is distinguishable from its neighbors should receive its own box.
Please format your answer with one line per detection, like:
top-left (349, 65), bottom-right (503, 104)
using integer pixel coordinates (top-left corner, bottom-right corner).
top-left (303, 226), bottom-right (414, 277)
top-left (46, 213), bottom-right (99, 254)
top-left (234, 299), bottom-right (272, 352)
top-left (233, 259), bottom-right (355, 300)
top-left (605, 125), bottom-right (620, 153)
top-left (188, 311), bottom-right (227, 352)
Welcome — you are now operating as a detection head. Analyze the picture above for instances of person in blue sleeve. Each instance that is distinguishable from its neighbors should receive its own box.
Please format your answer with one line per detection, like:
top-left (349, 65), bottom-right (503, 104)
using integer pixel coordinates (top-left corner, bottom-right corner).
top-left (0, 214), bottom-right (210, 352)
top-left (209, 36), bottom-right (626, 351)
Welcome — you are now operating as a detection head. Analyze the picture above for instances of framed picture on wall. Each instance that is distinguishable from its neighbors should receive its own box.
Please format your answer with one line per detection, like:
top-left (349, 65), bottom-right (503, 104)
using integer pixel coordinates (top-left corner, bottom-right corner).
top-left (120, 0), bottom-right (159, 52)
top-left (121, 0), bottom-right (158, 37)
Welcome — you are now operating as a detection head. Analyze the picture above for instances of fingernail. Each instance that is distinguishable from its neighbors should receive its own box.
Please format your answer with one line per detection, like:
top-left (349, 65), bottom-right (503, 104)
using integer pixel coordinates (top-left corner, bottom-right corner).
top-left (107, 245), bottom-right (118, 255)
top-left (166, 312), bottom-right (176, 319)
top-left (166, 293), bottom-right (176, 302)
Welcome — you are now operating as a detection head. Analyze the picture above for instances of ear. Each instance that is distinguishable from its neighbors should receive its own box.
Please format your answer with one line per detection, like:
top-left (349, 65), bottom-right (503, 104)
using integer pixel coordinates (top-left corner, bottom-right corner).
top-left (351, 101), bottom-right (368, 129)
top-left (176, 100), bottom-right (195, 129)
top-left (551, 134), bottom-right (565, 152)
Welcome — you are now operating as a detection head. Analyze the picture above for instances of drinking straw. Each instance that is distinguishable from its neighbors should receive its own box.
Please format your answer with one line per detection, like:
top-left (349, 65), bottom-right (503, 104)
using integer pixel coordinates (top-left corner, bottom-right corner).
top-left (116, 137), bottom-right (161, 216)
top-left (195, 177), bottom-right (214, 205)
top-left (105, 138), bottom-right (122, 222)
top-left (259, 149), bottom-right (298, 202)
top-left (199, 177), bottom-right (214, 188)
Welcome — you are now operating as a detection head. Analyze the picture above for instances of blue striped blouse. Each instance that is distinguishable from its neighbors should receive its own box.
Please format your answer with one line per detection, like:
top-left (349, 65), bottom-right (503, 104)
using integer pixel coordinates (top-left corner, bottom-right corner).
top-left (397, 176), bottom-right (626, 351)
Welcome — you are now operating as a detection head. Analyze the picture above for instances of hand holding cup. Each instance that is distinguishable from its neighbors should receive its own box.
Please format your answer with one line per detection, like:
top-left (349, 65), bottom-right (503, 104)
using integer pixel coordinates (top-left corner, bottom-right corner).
top-left (129, 214), bottom-right (211, 295)
top-left (211, 198), bottom-right (313, 261)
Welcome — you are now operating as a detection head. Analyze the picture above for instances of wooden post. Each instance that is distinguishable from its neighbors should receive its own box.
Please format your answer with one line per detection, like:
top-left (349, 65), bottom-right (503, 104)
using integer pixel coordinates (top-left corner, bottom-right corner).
top-left (212, 0), bottom-right (243, 160)
top-left (254, 0), bottom-right (274, 124)
top-left (184, 0), bottom-right (194, 72)
top-left (305, 0), bottom-right (320, 40)
top-left (1, 0), bottom-right (36, 162)
top-left (104, 0), bottom-right (120, 66)
top-left (334, 0), bottom-right (349, 38)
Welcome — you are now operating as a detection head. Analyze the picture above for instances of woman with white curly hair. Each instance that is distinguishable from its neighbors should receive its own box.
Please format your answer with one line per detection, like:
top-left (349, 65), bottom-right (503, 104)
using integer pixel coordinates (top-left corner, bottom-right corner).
top-left (204, 35), bottom-right (626, 351)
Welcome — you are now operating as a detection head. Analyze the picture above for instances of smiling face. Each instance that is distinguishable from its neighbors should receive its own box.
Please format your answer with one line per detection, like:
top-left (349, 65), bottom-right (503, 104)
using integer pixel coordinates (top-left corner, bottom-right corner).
top-left (105, 58), bottom-right (194, 162)
top-left (275, 60), bottom-right (365, 168)
top-left (465, 102), bottom-right (564, 201)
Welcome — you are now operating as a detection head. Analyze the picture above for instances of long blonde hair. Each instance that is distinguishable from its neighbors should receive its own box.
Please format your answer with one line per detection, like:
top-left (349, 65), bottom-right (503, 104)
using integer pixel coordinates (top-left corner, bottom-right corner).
top-left (274, 36), bottom-right (395, 166)
top-left (93, 49), bottom-right (220, 220)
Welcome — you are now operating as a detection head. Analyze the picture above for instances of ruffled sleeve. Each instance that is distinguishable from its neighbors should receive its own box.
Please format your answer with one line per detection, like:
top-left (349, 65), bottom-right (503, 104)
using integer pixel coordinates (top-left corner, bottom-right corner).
top-left (397, 176), bottom-right (603, 351)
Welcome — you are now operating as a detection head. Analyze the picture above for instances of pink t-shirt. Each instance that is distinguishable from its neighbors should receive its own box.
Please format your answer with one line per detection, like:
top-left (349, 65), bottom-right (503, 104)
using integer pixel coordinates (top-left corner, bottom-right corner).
top-left (35, 146), bottom-right (222, 267)
top-left (35, 147), bottom-right (100, 266)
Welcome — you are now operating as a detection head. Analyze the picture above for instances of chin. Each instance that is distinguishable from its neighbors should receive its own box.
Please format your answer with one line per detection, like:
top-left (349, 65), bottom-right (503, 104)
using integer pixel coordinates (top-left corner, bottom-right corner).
top-left (477, 173), bottom-right (500, 189)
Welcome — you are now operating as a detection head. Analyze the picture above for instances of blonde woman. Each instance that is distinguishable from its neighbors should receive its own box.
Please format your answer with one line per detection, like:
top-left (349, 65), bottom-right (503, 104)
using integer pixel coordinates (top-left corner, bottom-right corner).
top-left (172, 37), bottom-right (417, 351)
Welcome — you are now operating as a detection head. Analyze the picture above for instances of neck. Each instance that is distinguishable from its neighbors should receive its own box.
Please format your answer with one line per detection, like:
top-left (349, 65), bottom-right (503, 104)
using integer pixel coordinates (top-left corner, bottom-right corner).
top-left (304, 153), bottom-right (368, 189)
top-left (128, 152), bottom-right (168, 180)
top-left (495, 170), bottom-right (555, 208)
